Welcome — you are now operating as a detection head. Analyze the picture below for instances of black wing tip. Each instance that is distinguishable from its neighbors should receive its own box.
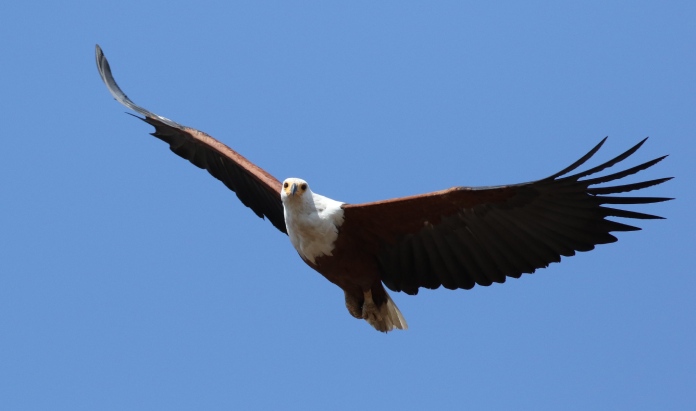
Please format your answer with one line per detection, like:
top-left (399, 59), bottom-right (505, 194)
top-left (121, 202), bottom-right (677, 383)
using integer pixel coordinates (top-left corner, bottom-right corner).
top-left (544, 137), bottom-right (609, 180)
top-left (654, 176), bottom-right (674, 185)
top-left (652, 154), bottom-right (669, 163)
top-left (549, 136), bottom-right (671, 184)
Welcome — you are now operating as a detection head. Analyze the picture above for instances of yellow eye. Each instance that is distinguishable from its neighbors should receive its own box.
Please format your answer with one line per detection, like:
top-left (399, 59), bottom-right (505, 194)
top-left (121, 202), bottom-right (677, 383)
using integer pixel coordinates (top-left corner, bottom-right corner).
top-left (300, 183), bottom-right (307, 191)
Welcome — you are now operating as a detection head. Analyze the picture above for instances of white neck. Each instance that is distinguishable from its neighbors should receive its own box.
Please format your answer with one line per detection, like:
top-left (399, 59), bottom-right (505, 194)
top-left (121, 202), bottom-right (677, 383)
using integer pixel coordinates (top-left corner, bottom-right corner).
top-left (282, 189), bottom-right (345, 264)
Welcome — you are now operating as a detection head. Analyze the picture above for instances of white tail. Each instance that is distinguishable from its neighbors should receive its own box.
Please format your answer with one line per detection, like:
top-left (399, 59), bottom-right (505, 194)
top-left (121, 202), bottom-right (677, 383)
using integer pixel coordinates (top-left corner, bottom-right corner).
top-left (363, 290), bottom-right (408, 332)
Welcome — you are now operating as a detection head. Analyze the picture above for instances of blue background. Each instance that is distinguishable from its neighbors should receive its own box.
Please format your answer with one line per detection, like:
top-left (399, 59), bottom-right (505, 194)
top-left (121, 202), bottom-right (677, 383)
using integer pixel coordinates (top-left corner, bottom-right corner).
top-left (1, 2), bottom-right (693, 410)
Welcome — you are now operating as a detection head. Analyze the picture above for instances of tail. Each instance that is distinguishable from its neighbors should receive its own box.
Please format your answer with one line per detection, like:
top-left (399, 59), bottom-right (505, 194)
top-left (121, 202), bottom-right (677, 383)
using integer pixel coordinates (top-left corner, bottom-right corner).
top-left (383, 292), bottom-right (408, 331)
top-left (363, 289), bottom-right (408, 332)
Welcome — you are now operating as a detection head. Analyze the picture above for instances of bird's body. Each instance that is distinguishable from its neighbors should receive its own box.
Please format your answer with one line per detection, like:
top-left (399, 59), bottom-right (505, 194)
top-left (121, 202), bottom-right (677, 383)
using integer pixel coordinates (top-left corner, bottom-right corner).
top-left (281, 178), bottom-right (407, 330)
top-left (96, 45), bottom-right (672, 332)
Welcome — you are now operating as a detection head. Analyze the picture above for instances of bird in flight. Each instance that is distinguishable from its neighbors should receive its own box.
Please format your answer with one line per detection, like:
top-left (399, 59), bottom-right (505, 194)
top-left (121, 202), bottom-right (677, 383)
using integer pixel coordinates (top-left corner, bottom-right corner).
top-left (95, 45), bottom-right (672, 332)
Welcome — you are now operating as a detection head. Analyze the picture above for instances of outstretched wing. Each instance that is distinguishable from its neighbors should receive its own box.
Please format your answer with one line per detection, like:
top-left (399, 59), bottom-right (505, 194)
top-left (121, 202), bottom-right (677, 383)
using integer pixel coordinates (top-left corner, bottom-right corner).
top-left (342, 138), bottom-right (672, 294)
top-left (95, 45), bottom-right (287, 234)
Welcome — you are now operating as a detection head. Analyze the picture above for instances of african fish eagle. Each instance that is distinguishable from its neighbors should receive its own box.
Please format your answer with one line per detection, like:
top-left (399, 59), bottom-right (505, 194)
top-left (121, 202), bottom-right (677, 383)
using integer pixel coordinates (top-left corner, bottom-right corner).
top-left (95, 45), bottom-right (672, 332)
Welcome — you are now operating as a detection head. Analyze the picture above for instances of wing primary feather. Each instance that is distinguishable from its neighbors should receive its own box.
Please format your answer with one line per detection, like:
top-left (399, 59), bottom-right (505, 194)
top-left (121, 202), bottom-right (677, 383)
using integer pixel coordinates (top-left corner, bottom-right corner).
top-left (519, 203), bottom-right (611, 249)
top-left (596, 196), bottom-right (673, 205)
top-left (601, 207), bottom-right (665, 220)
top-left (561, 137), bottom-right (649, 181)
top-left (588, 177), bottom-right (673, 195)
top-left (544, 137), bottom-right (607, 180)
top-left (598, 220), bottom-right (641, 232)
top-left (529, 196), bottom-right (600, 220)
top-left (529, 204), bottom-right (616, 244)
top-left (582, 156), bottom-right (669, 186)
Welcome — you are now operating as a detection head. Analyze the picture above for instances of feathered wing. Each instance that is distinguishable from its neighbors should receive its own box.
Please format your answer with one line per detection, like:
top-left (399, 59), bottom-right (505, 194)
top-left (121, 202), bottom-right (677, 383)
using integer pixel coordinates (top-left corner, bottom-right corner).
top-left (95, 45), bottom-right (287, 234)
top-left (342, 138), bottom-right (672, 295)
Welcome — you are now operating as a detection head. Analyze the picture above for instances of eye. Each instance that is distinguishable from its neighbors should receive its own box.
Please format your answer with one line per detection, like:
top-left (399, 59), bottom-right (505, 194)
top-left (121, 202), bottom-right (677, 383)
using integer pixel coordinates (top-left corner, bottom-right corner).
top-left (300, 183), bottom-right (307, 191)
top-left (283, 182), bottom-right (289, 188)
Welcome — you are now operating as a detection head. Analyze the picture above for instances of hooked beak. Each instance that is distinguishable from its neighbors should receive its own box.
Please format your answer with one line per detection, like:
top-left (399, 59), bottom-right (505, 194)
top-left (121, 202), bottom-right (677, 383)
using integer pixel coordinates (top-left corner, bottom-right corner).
top-left (290, 182), bottom-right (297, 196)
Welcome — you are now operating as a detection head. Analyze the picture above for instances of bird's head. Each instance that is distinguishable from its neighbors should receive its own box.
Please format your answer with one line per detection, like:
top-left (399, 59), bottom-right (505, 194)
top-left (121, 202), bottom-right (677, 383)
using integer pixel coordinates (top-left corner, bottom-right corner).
top-left (281, 178), bottom-right (310, 202)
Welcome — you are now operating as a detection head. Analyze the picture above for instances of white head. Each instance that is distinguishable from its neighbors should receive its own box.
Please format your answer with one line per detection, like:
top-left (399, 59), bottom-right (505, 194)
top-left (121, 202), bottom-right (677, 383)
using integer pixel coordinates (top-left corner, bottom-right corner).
top-left (280, 178), bottom-right (311, 204)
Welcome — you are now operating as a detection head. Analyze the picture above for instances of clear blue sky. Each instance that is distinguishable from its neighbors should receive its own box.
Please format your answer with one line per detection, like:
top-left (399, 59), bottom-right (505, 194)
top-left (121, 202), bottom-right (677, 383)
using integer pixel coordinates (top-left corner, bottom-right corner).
top-left (1, 1), bottom-right (693, 410)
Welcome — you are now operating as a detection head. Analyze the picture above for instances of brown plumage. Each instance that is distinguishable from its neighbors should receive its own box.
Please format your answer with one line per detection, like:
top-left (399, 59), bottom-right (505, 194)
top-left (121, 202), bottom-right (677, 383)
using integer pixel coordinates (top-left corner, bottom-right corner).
top-left (96, 45), bottom-right (672, 332)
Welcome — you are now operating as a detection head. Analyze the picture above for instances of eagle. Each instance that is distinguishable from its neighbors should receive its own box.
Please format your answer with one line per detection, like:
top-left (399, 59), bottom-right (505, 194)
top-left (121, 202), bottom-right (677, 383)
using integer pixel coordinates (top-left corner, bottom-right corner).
top-left (95, 45), bottom-right (672, 332)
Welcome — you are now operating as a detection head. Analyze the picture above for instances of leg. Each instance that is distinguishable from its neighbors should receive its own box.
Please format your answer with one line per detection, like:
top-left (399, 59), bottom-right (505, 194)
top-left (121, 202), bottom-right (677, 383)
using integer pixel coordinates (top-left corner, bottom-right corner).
top-left (344, 290), bottom-right (363, 319)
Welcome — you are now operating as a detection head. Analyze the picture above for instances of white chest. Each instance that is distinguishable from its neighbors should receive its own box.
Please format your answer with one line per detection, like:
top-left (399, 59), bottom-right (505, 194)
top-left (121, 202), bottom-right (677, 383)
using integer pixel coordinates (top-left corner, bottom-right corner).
top-left (283, 193), bottom-right (345, 264)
